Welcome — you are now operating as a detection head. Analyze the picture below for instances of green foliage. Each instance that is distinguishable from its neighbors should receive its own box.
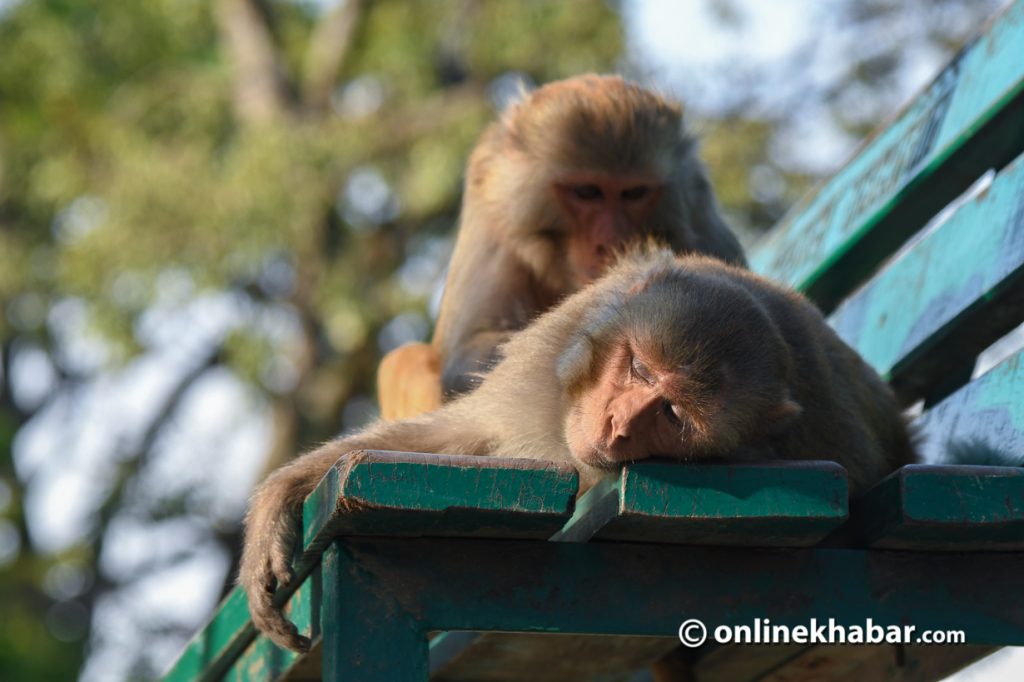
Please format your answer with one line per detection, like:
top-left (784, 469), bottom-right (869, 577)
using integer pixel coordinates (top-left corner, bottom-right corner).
top-left (0, 0), bottom-right (622, 677)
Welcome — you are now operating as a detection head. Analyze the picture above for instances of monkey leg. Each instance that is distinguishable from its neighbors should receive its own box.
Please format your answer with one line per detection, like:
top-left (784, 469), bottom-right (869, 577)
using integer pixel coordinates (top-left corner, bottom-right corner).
top-left (376, 342), bottom-right (443, 420)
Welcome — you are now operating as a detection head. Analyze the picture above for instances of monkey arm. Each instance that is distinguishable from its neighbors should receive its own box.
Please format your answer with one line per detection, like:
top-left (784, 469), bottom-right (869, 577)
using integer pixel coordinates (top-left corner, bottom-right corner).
top-left (436, 248), bottom-right (546, 399)
top-left (239, 408), bottom-right (493, 652)
top-left (239, 450), bottom-right (325, 653)
top-left (441, 329), bottom-right (511, 397)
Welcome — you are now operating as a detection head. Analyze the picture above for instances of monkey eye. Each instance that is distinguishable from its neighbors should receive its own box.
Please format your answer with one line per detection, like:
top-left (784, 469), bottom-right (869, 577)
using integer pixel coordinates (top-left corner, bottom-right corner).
top-left (572, 184), bottom-right (603, 201)
top-left (536, 227), bottom-right (565, 242)
top-left (630, 356), bottom-right (655, 385)
top-left (621, 186), bottom-right (649, 201)
top-left (662, 400), bottom-right (684, 427)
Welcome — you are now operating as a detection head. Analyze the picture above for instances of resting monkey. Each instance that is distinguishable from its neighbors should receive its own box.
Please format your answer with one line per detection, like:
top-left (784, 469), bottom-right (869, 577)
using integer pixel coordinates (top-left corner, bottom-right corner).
top-left (377, 74), bottom-right (746, 419)
top-left (242, 248), bottom-right (915, 651)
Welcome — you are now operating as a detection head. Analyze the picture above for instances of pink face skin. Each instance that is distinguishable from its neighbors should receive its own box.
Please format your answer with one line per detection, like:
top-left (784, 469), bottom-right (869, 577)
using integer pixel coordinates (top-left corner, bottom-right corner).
top-left (553, 174), bottom-right (663, 284)
top-left (564, 341), bottom-right (705, 470)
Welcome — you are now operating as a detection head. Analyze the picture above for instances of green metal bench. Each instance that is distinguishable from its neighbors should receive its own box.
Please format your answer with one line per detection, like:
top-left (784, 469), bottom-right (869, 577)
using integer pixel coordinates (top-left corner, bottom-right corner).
top-left (165, 1), bottom-right (1024, 679)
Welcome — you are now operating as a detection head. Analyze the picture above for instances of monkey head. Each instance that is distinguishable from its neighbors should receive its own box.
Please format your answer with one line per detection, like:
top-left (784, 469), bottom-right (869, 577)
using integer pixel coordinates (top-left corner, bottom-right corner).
top-left (557, 262), bottom-right (802, 471)
top-left (466, 74), bottom-right (738, 294)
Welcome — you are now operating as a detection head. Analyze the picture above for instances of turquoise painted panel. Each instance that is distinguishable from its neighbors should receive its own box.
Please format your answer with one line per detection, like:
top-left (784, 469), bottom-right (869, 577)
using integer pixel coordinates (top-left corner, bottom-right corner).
top-left (857, 464), bottom-right (1024, 549)
top-left (552, 461), bottom-right (848, 546)
top-left (302, 451), bottom-right (577, 553)
top-left (222, 564), bottom-right (322, 682)
top-left (165, 452), bottom-right (574, 682)
top-left (346, 538), bottom-right (1024, 645)
top-left (320, 543), bottom-right (428, 681)
top-left (752, 0), bottom-right (1024, 295)
top-left (828, 152), bottom-right (1024, 379)
top-left (916, 348), bottom-right (1024, 465)
top-left (162, 589), bottom-right (252, 682)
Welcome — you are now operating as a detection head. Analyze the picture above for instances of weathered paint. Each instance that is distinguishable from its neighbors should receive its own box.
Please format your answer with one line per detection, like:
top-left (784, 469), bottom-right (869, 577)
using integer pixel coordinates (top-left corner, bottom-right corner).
top-left (751, 0), bottom-right (1024, 310)
top-left (163, 589), bottom-right (253, 682)
top-left (827, 151), bottom-right (1024, 396)
top-left (338, 538), bottom-right (1024, 646)
top-left (220, 562), bottom-right (322, 682)
top-left (552, 461), bottom-right (848, 546)
top-left (321, 543), bottom-right (428, 681)
top-left (164, 452), bottom-right (575, 682)
top-left (915, 348), bottom-right (1024, 465)
top-left (302, 451), bottom-right (578, 554)
top-left (856, 465), bottom-right (1024, 549)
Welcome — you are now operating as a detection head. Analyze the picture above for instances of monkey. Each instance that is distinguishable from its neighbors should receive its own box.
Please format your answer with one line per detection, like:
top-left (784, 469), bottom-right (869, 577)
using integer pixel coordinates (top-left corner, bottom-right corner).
top-left (242, 247), bottom-right (915, 652)
top-left (377, 74), bottom-right (746, 420)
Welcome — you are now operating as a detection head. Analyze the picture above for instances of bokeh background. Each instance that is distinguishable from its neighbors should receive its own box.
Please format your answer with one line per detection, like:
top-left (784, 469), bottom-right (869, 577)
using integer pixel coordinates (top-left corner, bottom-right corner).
top-left (0, 0), bottom-right (1016, 680)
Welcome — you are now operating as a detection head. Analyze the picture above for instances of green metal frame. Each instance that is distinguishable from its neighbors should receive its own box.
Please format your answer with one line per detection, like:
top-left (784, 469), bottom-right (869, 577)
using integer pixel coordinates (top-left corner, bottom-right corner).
top-left (167, 456), bottom-right (1024, 682)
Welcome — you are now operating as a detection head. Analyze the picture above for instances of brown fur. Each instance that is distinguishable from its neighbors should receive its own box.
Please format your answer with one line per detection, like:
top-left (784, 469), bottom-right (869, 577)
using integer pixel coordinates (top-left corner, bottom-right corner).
top-left (380, 75), bottom-right (746, 416)
top-left (242, 248), bottom-right (915, 651)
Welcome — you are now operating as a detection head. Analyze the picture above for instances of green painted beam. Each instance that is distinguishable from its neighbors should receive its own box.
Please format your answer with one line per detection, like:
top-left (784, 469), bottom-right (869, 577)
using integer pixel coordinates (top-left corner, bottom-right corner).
top-left (163, 452), bottom-right (577, 682)
top-left (303, 450), bottom-right (579, 555)
top-left (855, 464), bottom-right (1024, 550)
top-left (550, 461), bottom-right (848, 546)
top-left (339, 538), bottom-right (1024, 645)
top-left (914, 348), bottom-right (1024, 466)
top-left (222, 567), bottom-right (322, 682)
top-left (162, 589), bottom-right (254, 682)
top-left (321, 543), bottom-right (427, 682)
top-left (827, 151), bottom-right (1024, 402)
top-left (751, 0), bottom-right (1024, 311)
top-left (428, 461), bottom-right (848, 677)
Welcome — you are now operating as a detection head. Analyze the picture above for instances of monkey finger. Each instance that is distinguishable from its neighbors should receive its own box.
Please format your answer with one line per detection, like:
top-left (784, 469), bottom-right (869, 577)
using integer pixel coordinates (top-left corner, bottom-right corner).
top-left (264, 620), bottom-right (312, 654)
top-left (246, 584), bottom-right (311, 653)
top-left (270, 548), bottom-right (295, 588)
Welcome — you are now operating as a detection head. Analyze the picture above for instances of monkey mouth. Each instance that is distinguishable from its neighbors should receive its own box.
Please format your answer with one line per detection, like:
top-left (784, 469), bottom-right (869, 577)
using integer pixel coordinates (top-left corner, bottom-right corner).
top-left (574, 444), bottom-right (621, 471)
top-left (583, 445), bottom-right (651, 471)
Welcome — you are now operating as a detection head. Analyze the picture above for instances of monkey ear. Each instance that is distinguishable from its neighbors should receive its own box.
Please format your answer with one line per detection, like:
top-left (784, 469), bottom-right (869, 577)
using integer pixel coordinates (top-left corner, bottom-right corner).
top-left (556, 336), bottom-right (594, 390)
top-left (767, 398), bottom-right (802, 434)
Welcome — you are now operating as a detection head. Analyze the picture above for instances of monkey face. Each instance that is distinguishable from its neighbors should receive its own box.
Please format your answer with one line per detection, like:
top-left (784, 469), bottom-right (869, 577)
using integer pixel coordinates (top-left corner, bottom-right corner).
top-left (552, 172), bottom-right (664, 284)
top-left (563, 341), bottom-right (712, 470)
top-left (560, 263), bottom-right (805, 472)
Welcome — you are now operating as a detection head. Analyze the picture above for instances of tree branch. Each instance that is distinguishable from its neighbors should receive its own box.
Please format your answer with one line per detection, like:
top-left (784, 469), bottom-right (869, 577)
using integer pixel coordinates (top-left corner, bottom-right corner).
top-left (215, 0), bottom-right (296, 124)
top-left (302, 0), bottom-right (366, 114)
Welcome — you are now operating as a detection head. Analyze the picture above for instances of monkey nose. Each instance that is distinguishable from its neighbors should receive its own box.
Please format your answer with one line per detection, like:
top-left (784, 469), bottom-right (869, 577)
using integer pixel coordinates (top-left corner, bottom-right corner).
top-left (605, 416), bottom-right (626, 442)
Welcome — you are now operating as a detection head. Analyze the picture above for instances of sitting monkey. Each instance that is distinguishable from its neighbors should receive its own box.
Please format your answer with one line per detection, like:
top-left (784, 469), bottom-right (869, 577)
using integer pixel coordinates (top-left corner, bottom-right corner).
top-left (378, 74), bottom-right (746, 419)
top-left (242, 248), bottom-right (915, 652)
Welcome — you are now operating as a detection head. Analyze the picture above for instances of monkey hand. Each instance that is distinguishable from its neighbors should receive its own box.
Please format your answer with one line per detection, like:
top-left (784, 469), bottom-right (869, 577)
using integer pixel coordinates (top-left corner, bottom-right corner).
top-left (238, 465), bottom-right (312, 653)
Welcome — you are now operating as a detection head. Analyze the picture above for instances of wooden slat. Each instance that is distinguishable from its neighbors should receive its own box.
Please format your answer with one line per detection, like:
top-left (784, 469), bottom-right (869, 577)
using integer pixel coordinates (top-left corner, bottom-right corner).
top-left (162, 590), bottom-right (254, 682)
top-left (223, 569), bottom-right (321, 682)
top-left (757, 644), bottom-right (995, 682)
top-left (827, 151), bottom-right (1024, 403)
top-left (751, 0), bottom-right (1024, 311)
top-left (342, 538), bottom-right (1024, 645)
top-left (303, 450), bottom-right (579, 553)
top-left (164, 452), bottom-right (578, 682)
top-left (552, 461), bottom-right (848, 546)
top-left (855, 464), bottom-right (1024, 550)
top-left (681, 643), bottom-right (808, 682)
top-left (915, 348), bottom-right (1024, 465)
top-left (430, 633), bottom-right (678, 682)
top-left (361, 538), bottom-right (1024, 679)
top-left (429, 462), bottom-right (848, 680)
top-left (677, 642), bottom-right (994, 682)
